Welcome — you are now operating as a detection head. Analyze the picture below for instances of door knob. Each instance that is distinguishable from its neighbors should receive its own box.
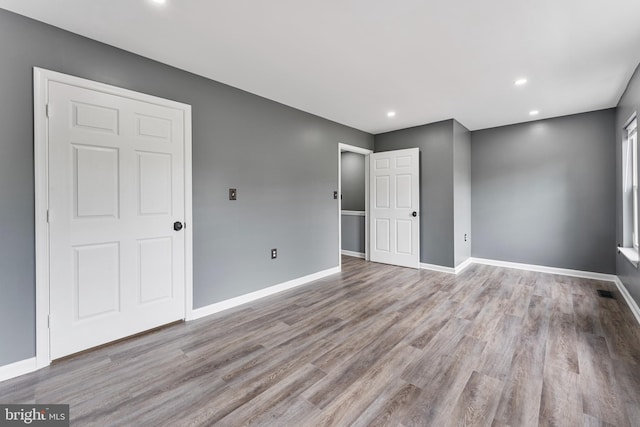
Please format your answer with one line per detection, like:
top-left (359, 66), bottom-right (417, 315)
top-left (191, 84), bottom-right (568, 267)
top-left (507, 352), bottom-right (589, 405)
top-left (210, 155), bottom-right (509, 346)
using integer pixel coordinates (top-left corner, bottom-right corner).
top-left (411, 211), bottom-right (417, 217)
top-left (173, 221), bottom-right (184, 231)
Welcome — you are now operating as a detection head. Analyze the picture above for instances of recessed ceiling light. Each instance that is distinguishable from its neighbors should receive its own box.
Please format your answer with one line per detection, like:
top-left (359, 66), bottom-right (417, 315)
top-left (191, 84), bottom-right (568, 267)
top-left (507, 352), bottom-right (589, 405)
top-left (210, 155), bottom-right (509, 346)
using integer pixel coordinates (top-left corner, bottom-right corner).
top-left (529, 110), bottom-right (539, 116)
top-left (514, 78), bottom-right (528, 86)
top-left (387, 111), bottom-right (396, 118)
top-left (151, 0), bottom-right (166, 5)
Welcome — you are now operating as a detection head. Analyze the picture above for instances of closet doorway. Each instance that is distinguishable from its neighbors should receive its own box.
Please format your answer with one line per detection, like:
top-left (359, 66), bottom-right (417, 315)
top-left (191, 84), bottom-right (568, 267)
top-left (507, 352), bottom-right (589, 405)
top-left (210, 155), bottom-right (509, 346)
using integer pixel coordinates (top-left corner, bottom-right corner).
top-left (338, 143), bottom-right (372, 266)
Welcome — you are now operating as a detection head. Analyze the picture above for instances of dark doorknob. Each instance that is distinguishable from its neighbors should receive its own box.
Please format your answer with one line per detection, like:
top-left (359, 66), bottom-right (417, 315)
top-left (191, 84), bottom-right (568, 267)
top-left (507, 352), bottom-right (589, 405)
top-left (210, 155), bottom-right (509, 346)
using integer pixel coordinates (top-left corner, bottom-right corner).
top-left (412, 211), bottom-right (417, 217)
top-left (173, 221), bottom-right (183, 231)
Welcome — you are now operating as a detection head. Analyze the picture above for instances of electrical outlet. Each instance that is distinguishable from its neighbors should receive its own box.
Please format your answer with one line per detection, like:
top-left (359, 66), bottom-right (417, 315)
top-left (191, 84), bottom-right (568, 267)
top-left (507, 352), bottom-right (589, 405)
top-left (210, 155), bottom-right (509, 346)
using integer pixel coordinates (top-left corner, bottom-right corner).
top-left (271, 248), bottom-right (277, 259)
top-left (464, 233), bottom-right (468, 242)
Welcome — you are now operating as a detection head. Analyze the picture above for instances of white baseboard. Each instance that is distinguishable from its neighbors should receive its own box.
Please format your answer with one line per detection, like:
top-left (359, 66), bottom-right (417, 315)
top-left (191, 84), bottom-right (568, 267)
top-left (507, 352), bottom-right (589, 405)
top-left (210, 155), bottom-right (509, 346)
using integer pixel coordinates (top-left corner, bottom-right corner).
top-left (3, 261), bottom-right (634, 384)
top-left (421, 257), bottom-right (473, 275)
top-left (455, 258), bottom-right (473, 274)
top-left (341, 250), bottom-right (365, 259)
top-left (420, 263), bottom-right (456, 274)
top-left (188, 266), bottom-right (341, 321)
top-left (613, 277), bottom-right (640, 326)
top-left (0, 357), bottom-right (37, 383)
top-left (470, 257), bottom-right (617, 282)
top-left (424, 257), bottom-right (639, 327)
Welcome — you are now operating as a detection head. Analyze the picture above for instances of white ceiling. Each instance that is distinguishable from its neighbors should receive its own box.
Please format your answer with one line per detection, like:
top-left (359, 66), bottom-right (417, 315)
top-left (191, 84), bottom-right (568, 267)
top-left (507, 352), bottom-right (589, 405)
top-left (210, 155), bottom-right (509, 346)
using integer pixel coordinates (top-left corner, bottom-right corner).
top-left (2, 0), bottom-right (640, 133)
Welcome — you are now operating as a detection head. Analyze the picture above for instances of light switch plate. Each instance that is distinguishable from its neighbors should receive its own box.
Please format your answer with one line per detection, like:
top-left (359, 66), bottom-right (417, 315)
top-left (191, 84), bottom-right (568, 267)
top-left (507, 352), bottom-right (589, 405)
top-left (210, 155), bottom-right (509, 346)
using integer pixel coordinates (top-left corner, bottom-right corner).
top-left (229, 188), bottom-right (237, 200)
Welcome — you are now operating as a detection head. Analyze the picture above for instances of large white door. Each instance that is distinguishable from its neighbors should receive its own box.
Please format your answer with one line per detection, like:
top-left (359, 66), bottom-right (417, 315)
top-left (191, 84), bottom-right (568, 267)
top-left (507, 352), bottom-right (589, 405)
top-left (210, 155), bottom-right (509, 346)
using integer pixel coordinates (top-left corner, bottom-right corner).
top-left (370, 148), bottom-right (420, 268)
top-left (48, 81), bottom-right (186, 359)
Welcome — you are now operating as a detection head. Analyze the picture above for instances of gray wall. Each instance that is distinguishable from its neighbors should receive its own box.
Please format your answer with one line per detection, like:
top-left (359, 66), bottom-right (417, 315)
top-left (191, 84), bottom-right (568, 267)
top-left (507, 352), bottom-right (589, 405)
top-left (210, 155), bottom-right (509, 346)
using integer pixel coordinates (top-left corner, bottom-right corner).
top-left (471, 109), bottom-right (616, 274)
top-left (341, 152), bottom-right (366, 253)
top-left (453, 120), bottom-right (471, 266)
top-left (340, 152), bottom-right (366, 211)
top-left (0, 9), bottom-right (373, 366)
top-left (616, 63), bottom-right (640, 306)
top-left (341, 215), bottom-right (365, 253)
top-left (375, 120), bottom-right (455, 267)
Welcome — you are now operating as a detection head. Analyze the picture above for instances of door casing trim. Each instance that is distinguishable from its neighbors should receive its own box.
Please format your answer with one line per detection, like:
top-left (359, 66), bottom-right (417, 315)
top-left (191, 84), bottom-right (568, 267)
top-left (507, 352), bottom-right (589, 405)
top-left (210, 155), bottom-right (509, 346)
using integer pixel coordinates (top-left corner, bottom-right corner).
top-left (33, 67), bottom-right (193, 367)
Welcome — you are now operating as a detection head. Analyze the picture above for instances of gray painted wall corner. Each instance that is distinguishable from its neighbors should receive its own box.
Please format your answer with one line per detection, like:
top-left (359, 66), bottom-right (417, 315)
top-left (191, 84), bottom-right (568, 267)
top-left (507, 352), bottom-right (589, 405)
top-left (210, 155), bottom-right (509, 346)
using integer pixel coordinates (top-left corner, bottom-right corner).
top-left (616, 62), bottom-right (640, 307)
top-left (453, 120), bottom-right (471, 267)
top-left (374, 120), bottom-right (456, 267)
top-left (471, 109), bottom-right (616, 274)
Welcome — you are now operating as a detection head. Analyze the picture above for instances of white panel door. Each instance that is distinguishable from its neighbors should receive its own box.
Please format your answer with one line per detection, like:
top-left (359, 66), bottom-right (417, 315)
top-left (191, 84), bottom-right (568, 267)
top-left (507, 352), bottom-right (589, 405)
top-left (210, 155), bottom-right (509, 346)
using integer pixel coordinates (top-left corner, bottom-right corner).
top-left (370, 148), bottom-right (420, 268)
top-left (48, 81), bottom-right (186, 359)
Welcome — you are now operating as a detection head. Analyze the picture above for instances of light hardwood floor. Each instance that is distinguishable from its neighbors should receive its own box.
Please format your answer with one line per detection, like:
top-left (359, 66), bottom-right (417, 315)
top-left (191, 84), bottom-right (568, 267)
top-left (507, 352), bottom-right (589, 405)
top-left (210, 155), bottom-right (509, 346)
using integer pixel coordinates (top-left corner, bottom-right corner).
top-left (1, 256), bottom-right (640, 426)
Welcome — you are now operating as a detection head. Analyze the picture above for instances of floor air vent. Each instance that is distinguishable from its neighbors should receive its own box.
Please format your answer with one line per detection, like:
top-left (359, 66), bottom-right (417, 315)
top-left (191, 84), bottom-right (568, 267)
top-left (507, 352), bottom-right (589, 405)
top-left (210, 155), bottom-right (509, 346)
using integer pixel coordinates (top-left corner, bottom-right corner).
top-left (597, 289), bottom-right (615, 299)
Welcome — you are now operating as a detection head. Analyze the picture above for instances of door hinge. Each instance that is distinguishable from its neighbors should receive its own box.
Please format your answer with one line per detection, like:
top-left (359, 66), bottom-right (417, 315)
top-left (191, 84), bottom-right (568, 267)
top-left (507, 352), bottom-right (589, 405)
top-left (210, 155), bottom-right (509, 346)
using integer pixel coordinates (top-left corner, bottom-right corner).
top-left (45, 104), bottom-right (50, 118)
top-left (47, 315), bottom-right (50, 329)
top-left (46, 209), bottom-right (50, 223)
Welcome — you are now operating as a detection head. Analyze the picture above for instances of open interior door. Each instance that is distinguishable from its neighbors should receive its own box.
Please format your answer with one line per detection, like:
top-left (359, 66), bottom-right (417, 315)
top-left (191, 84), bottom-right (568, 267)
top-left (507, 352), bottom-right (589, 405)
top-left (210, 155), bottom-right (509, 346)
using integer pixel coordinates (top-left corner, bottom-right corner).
top-left (47, 79), bottom-right (187, 359)
top-left (369, 148), bottom-right (420, 268)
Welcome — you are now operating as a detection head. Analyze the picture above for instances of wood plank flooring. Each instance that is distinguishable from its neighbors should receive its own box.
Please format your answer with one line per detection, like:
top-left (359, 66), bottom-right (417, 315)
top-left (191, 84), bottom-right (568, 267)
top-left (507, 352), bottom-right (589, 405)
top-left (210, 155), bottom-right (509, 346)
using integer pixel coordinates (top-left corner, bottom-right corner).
top-left (1, 256), bottom-right (640, 426)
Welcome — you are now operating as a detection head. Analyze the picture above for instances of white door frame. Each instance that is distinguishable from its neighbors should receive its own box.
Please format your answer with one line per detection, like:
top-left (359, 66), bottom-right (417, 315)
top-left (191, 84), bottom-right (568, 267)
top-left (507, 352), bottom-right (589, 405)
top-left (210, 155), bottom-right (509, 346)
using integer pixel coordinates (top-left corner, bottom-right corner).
top-left (338, 143), bottom-right (373, 267)
top-left (33, 68), bottom-right (193, 368)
